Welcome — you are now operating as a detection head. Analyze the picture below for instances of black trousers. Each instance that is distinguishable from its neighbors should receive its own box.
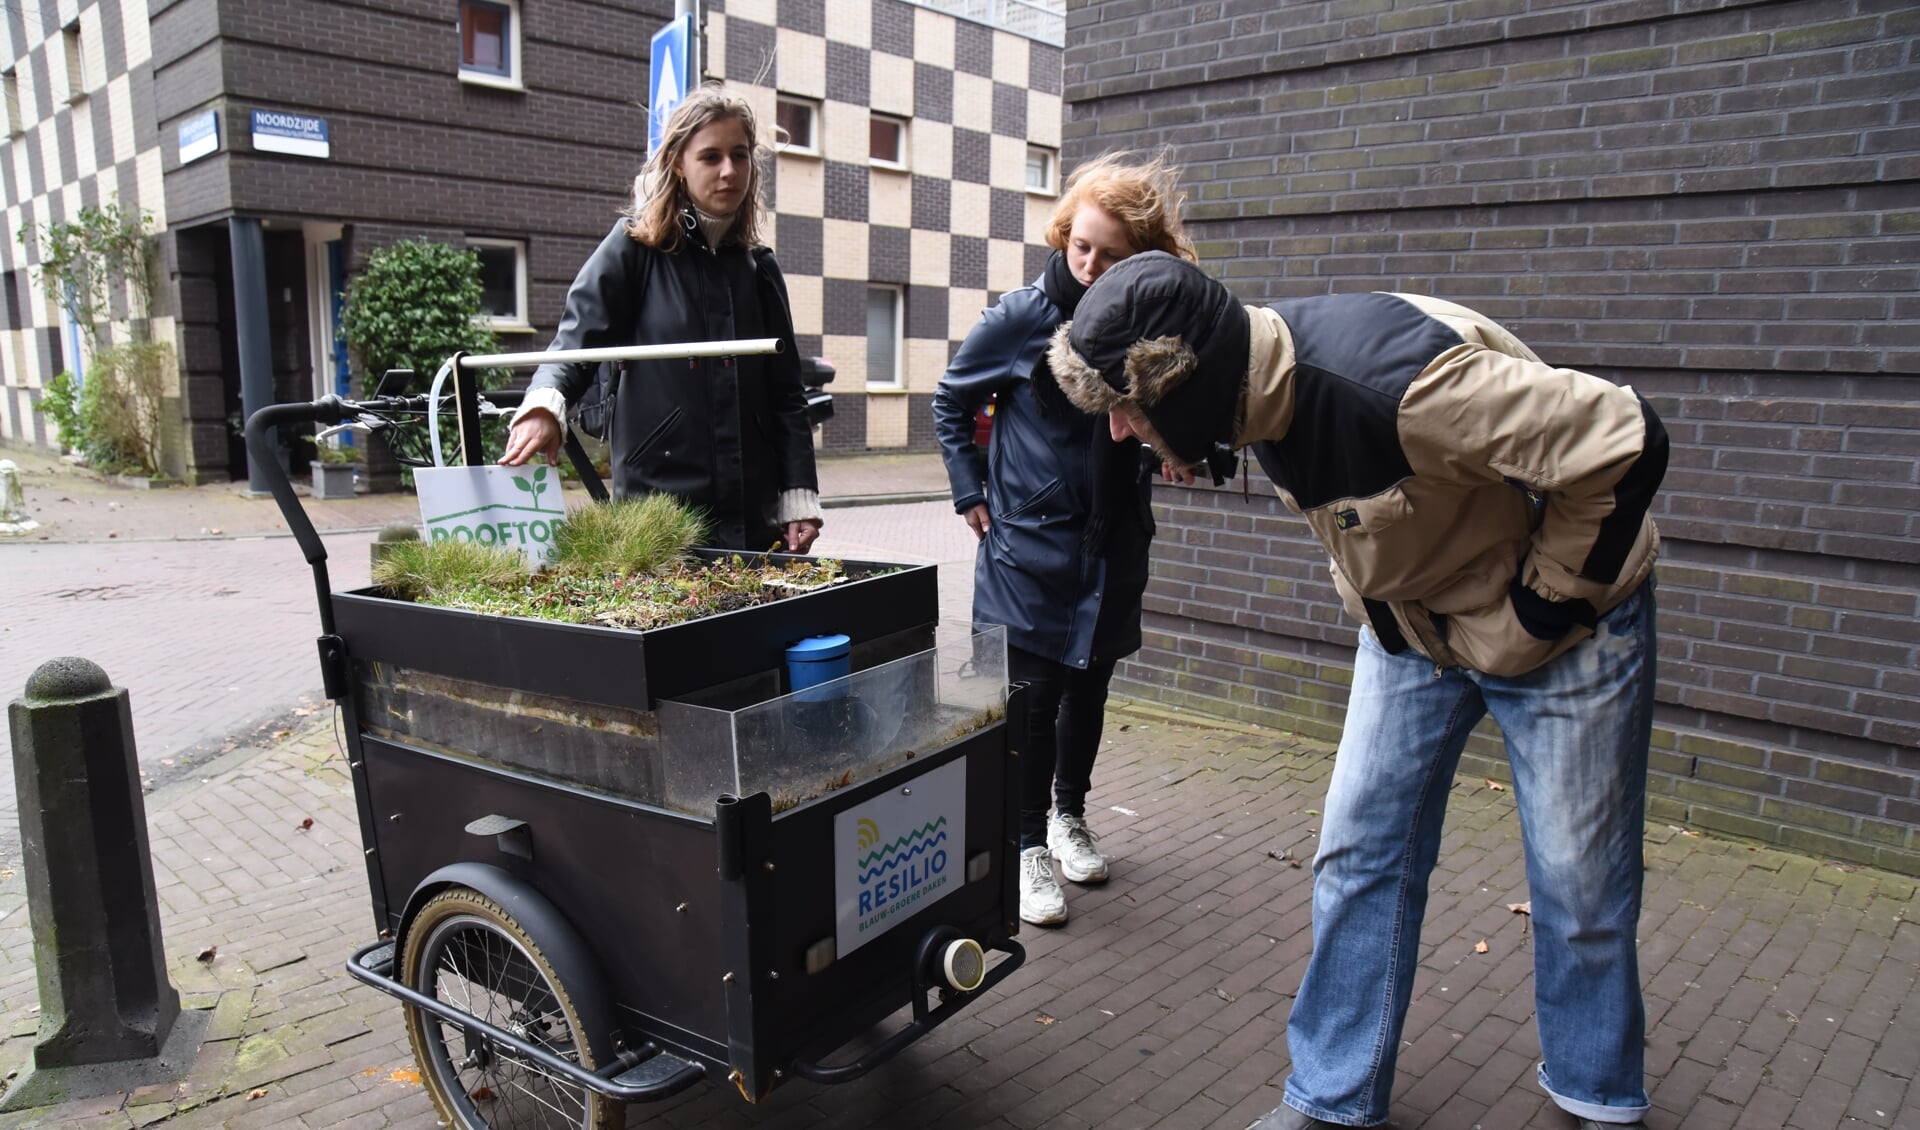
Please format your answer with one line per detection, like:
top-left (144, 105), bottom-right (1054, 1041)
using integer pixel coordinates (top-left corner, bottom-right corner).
top-left (1008, 645), bottom-right (1118, 850)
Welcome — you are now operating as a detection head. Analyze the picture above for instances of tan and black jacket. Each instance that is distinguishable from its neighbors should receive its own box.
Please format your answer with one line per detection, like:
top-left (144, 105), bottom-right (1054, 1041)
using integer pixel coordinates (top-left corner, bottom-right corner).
top-left (1237, 292), bottom-right (1668, 677)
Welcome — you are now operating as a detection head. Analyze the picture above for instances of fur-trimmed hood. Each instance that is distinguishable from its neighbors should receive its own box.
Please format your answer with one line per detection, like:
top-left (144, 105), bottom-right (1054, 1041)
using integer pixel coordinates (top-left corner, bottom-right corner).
top-left (1045, 251), bottom-right (1251, 466)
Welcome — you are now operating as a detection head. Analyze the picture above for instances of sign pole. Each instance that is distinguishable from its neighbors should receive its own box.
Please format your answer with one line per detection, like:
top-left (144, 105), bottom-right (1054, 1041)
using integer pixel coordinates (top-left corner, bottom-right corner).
top-left (676, 0), bottom-right (701, 90)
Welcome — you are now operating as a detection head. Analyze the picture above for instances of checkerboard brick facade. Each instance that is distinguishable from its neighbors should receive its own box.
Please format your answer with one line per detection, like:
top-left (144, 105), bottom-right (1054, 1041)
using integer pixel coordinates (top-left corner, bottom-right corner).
top-left (710, 0), bottom-right (1064, 451)
top-left (1063, 0), bottom-right (1920, 875)
top-left (4, 0), bottom-right (1064, 473)
top-left (1, 0), bottom-right (167, 458)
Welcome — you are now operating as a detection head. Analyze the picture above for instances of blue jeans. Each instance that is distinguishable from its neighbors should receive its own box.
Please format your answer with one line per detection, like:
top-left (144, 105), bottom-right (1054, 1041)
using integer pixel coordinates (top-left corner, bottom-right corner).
top-left (1283, 582), bottom-right (1655, 1126)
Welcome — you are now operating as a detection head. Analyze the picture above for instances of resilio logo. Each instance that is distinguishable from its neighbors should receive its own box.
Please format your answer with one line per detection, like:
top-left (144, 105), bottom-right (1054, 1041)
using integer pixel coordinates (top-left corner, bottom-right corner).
top-left (834, 758), bottom-right (964, 955)
top-left (855, 816), bottom-right (951, 922)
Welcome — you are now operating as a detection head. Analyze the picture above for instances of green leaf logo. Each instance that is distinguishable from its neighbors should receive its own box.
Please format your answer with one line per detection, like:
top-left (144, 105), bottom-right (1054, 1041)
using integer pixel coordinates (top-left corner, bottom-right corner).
top-left (512, 474), bottom-right (534, 494)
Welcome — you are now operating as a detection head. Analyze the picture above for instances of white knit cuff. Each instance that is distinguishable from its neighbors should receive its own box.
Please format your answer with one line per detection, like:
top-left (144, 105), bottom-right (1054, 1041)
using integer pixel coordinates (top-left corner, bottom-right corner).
top-left (777, 488), bottom-right (822, 525)
top-left (513, 387), bottom-right (569, 426)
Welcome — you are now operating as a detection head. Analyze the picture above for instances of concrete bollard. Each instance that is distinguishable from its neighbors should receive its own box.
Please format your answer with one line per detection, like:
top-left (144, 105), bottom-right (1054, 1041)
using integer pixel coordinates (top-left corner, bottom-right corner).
top-left (372, 521), bottom-right (421, 572)
top-left (0, 459), bottom-right (39, 534)
top-left (3, 658), bottom-right (204, 1110)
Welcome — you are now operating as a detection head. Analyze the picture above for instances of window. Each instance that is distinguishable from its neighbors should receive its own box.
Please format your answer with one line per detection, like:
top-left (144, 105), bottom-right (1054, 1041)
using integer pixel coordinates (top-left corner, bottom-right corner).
top-left (459, 0), bottom-right (521, 89)
top-left (869, 114), bottom-right (907, 170)
top-left (1026, 146), bottom-right (1056, 194)
top-left (3, 70), bottom-right (20, 137)
top-left (2, 271), bottom-right (20, 332)
top-left (470, 238), bottom-right (528, 327)
top-left (776, 96), bottom-right (820, 156)
top-left (866, 286), bottom-right (902, 386)
top-left (63, 23), bottom-right (87, 101)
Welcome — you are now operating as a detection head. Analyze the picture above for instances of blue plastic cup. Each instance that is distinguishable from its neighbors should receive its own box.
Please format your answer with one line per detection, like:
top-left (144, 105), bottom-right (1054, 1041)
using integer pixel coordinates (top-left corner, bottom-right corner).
top-left (785, 634), bottom-right (851, 703)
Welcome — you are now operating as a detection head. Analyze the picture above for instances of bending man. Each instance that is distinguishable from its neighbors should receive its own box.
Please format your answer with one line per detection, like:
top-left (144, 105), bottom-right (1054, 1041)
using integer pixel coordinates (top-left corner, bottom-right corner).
top-left (1047, 251), bottom-right (1668, 1130)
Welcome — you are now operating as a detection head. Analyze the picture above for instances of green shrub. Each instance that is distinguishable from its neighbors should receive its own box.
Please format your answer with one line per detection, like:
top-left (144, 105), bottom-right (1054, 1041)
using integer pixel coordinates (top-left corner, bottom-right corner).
top-left (79, 342), bottom-right (170, 474)
top-left (28, 205), bottom-right (167, 474)
top-left (40, 371), bottom-right (83, 449)
top-left (338, 239), bottom-right (500, 396)
top-left (338, 238), bottom-right (506, 473)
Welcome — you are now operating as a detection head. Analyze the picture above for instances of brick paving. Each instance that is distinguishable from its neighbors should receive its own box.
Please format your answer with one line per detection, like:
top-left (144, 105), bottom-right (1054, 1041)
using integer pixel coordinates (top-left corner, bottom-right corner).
top-left (1, 446), bottom-right (1915, 1128)
top-left (0, 707), bottom-right (1912, 1129)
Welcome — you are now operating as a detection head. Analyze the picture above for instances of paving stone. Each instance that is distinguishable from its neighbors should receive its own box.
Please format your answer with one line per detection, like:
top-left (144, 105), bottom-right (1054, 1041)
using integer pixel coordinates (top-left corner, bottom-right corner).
top-left (0, 686), bottom-right (1915, 1130)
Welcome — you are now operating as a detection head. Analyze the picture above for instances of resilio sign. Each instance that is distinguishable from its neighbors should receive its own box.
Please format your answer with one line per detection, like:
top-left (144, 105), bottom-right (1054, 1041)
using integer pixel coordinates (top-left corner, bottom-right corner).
top-left (250, 110), bottom-right (330, 159)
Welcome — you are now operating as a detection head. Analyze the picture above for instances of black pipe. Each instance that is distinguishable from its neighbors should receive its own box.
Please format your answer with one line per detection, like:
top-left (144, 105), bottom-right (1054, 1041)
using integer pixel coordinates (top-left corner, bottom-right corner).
top-left (244, 398), bottom-right (351, 635)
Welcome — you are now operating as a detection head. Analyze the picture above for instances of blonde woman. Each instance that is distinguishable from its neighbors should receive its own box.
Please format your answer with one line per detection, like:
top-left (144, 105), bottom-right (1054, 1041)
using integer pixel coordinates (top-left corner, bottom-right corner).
top-left (504, 87), bottom-right (821, 552)
top-left (931, 151), bottom-right (1194, 926)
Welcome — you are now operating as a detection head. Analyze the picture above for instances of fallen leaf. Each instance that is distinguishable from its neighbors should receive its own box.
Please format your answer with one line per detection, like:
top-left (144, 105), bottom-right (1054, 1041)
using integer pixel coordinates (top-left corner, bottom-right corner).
top-left (1212, 987), bottom-right (1237, 1003)
top-left (1474, 940), bottom-right (1490, 954)
top-left (297, 818), bottom-right (314, 831)
top-left (1485, 780), bottom-right (1505, 792)
top-left (273, 728), bottom-right (291, 739)
top-left (247, 1089), bottom-right (267, 1100)
top-left (1035, 1014), bottom-right (1056, 1025)
top-left (1118, 724), bottom-right (1131, 732)
top-left (108, 531), bottom-right (118, 538)
top-left (470, 1085), bottom-right (496, 1101)
top-left (1679, 828), bottom-right (1700, 837)
top-left (1508, 902), bottom-right (1531, 916)
top-left (1290, 860), bottom-right (1302, 868)
top-left (197, 946), bottom-right (217, 963)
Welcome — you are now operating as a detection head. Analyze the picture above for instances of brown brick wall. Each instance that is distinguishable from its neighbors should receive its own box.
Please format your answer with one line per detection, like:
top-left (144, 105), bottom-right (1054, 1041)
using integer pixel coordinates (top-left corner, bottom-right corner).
top-left (1066, 0), bottom-right (1920, 874)
top-left (148, 0), bottom-right (673, 478)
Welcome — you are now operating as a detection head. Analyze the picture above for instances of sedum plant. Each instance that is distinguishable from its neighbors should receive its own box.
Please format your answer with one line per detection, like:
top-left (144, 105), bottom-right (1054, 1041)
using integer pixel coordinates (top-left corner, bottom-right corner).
top-left (370, 495), bottom-right (848, 631)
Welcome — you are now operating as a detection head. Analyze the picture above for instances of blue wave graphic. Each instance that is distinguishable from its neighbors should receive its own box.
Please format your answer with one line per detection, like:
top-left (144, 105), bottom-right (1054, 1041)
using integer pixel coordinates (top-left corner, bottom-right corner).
top-left (857, 830), bottom-right (949, 884)
top-left (857, 816), bottom-right (949, 869)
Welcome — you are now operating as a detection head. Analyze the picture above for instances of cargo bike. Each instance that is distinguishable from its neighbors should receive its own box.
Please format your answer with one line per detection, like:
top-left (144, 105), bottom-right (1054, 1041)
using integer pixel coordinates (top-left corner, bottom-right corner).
top-left (246, 341), bottom-right (1027, 1128)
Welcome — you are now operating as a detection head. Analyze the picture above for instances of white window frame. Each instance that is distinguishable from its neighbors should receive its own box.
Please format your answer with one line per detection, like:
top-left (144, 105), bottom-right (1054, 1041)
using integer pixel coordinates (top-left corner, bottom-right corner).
top-left (469, 237), bottom-right (530, 330)
top-left (62, 23), bottom-right (87, 102)
top-left (1025, 145), bottom-right (1057, 196)
top-left (458, 0), bottom-right (524, 92)
top-left (865, 285), bottom-right (903, 388)
top-left (868, 113), bottom-right (908, 171)
top-left (775, 95), bottom-right (821, 157)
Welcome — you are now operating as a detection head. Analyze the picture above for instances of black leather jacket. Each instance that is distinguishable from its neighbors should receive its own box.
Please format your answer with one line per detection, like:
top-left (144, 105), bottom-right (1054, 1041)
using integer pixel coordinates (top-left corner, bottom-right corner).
top-left (529, 215), bottom-right (817, 549)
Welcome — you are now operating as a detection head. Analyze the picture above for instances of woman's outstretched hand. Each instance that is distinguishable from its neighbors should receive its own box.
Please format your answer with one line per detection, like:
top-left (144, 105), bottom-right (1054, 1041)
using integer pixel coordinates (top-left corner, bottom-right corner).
top-left (786, 519), bottom-right (823, 554)
top-left (500, 409), bottom-right (563, 467)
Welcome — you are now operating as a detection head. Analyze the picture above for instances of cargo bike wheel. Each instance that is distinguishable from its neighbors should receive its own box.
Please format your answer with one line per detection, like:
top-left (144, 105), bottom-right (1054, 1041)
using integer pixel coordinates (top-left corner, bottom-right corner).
top-left (400, 889), bottom-right (623, 1130)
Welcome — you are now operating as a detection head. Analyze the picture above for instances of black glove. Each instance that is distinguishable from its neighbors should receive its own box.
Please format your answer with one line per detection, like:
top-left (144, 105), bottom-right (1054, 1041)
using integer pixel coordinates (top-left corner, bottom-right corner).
top-left (1508, 576), bottom-right (1597, 641)
top-left (1205, 444), bottom-right (1239, 486)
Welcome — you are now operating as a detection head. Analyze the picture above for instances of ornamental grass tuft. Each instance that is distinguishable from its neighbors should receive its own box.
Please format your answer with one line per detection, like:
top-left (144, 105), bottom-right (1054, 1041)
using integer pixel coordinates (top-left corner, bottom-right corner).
top-left (547, 493), bottom-right (709, 576)
top-left (371, 537), bottom-right (527, 603)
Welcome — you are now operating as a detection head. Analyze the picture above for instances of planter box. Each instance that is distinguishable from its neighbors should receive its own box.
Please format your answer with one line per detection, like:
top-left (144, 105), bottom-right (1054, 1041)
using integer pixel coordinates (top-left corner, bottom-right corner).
top-left (310, 461), bottom-right (356, 500)
top-left (337, 553), bottom-right (967, 809)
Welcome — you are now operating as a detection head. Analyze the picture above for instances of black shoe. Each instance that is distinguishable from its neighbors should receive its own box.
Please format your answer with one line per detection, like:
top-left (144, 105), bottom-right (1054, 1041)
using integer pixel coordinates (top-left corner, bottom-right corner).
top-left (1246, 1105), bottom-right (1345, 1130)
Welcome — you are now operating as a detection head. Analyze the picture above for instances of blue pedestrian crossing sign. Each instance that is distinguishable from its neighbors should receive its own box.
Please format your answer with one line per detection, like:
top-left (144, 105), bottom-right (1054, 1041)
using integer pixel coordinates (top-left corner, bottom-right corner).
top-left (649, 14), bottom-right (696, 156)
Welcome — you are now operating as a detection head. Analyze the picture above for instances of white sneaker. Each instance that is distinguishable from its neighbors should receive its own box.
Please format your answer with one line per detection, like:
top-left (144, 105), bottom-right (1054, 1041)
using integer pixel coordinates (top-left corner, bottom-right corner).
top-left (1047, 814), bottom-right (1109, 884)
top-left (1018, 846), bottom-right (1067, 926)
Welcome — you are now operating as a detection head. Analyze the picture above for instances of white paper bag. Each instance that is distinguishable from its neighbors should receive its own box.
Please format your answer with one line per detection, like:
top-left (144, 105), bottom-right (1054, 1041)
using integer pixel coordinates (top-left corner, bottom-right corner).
top-left (413, 464), bottom-right (566, 568)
